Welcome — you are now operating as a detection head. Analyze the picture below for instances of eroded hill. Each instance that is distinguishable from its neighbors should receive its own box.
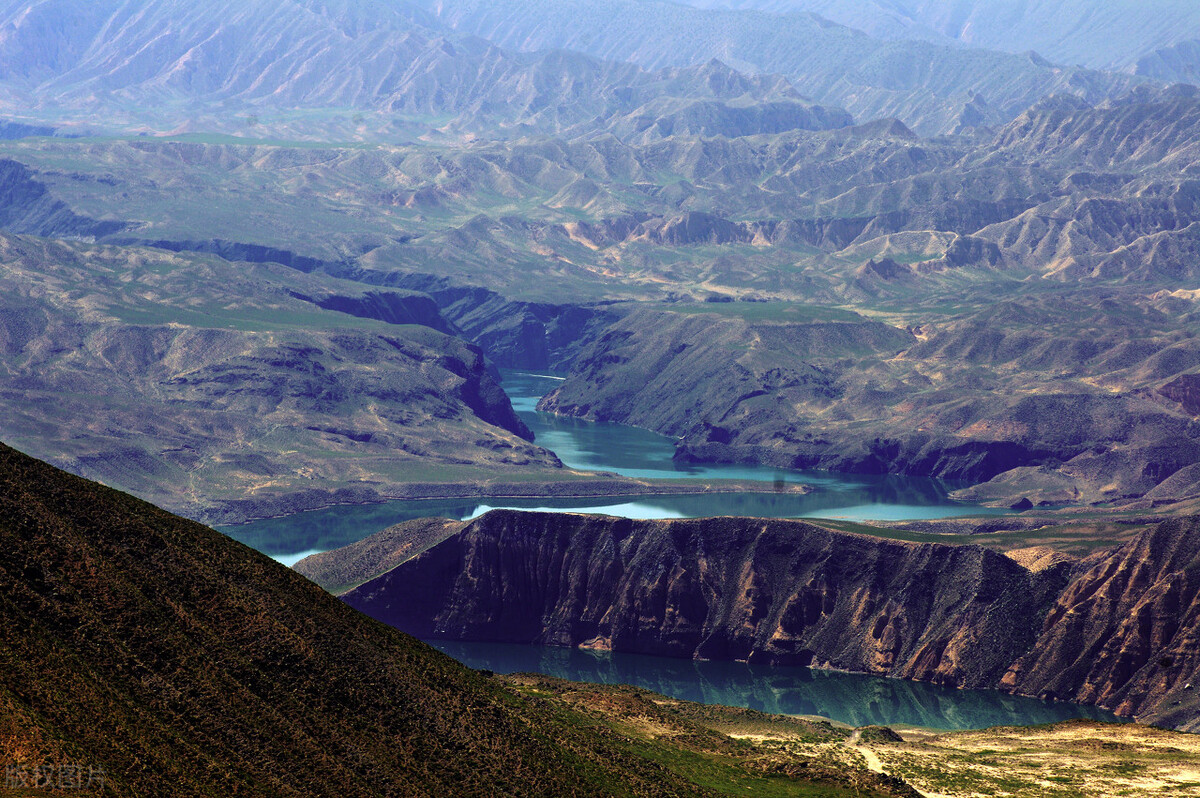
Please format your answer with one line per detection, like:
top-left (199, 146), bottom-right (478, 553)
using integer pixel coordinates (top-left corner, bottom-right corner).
top-left (0, 233), bottom-right (566, 522)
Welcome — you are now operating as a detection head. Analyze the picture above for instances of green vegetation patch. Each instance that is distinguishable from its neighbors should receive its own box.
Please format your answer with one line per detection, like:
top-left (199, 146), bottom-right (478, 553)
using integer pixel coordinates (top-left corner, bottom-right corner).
top-left (664, 302), bottom-right (865, 324)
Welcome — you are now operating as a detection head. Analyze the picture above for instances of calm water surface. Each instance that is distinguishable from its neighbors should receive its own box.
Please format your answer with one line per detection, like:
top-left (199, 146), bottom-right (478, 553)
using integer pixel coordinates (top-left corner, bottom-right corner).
top-left (431, 641), bottom-right (1120, 731)
top-left (222, 371), bottom-right (1005, 560)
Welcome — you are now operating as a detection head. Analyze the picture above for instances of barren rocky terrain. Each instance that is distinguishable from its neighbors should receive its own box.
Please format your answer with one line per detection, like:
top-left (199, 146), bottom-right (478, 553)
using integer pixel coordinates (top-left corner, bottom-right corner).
top-left (4, 0), bottom-right (1200, 793)
top-left (318, 509), bottom-right (1200, 731)
top-left (6, 81), bottom-right (1200, 512)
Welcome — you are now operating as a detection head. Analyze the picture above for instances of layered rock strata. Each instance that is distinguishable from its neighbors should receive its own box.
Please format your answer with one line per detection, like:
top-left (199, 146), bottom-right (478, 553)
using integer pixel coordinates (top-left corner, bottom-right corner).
top-left (340, 510), bottom-right (1200, 730)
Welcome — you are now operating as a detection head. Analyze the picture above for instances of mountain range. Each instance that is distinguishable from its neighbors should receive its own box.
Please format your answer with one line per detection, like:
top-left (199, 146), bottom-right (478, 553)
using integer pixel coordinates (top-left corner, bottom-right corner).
top-left (678, 0), bottom-right (1200, 72)
top-left (0, 0), bottom-right (850, 141)
top-left (407, 0), bottom-right (1147, 134)
top-left (0, 0), bottom-right (1172, 140)
top-left (6, 80), bottom-right (1200, 514)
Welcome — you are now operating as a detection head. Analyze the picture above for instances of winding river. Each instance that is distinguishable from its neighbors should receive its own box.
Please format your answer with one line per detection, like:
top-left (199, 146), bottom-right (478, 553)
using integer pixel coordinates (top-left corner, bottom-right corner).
top-left (222, 370), bottom-right (1007, 564)
top-left (216, 371), bottom-right (1116, 730)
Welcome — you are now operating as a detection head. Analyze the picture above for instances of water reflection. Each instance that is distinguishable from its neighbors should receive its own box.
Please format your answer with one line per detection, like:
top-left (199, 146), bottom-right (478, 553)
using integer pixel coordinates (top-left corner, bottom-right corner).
top-left (506, 369), bottom-right (994, 509)
top-left (431, 640), bottom-right (1121, 731)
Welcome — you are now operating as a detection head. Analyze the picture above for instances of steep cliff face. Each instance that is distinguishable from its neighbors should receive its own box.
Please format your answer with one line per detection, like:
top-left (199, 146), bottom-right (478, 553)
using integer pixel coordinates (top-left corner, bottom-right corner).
top-left (343, 511), bottom-right (1070, 689)
top-left (0, 158), bottom-right (128, 239)
top-left (298, 288), bottom-right (458, 335)
top-left (382, 273), bottom-right (624, 371)
top-left (1002, 517), bottom-right (1200, 731)
top-left (340, 511), bottom-right (1200, 729)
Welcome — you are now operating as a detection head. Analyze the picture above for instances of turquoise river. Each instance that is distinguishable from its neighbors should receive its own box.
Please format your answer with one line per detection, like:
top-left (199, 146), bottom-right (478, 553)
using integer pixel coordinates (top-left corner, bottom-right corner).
top-left (220, 370), bottom-right (1115, 730)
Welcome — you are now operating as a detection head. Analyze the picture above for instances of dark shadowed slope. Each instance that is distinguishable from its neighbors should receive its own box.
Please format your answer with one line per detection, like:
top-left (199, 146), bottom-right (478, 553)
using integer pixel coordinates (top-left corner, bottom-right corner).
top-left (0, 441), bottom-right (756, 797)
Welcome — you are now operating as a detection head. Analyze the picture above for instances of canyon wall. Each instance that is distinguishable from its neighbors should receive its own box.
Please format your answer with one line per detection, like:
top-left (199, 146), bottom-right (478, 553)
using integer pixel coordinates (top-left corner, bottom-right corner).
top-left (340, 510), bottom-right (1200, 730)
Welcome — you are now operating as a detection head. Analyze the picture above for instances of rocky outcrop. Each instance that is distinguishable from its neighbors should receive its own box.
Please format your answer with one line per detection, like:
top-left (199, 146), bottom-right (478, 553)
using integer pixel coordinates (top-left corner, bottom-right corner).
top-left (295, 517), bottom-right (464, 594)
top-left (1002, 517), bottom-right (1200, 731)
top-left (344, 511), bottom-right (1071, 689)
top-left (1160, 374), bottom-right (1200, 416)
top-left (340, 510), bottom-right (1200, 730)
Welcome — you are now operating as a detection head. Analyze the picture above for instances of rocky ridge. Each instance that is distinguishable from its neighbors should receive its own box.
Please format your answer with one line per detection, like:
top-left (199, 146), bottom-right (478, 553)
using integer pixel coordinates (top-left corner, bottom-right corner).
top-left (335, 509), bottom-right (1200, 731)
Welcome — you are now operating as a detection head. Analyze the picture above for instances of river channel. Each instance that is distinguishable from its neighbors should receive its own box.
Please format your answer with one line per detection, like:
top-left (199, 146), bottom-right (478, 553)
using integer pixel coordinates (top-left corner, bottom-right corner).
top-left (222, 370), bottom-right (1007, 564)
top-left (216, 371), bottom-right (1113, 731)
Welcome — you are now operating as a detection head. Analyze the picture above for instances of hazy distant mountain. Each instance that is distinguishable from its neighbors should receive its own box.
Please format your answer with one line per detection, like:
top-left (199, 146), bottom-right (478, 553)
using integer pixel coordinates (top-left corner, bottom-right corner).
top-left (678, 0), bottom-right (958, 45)
top-left (0, 0), bottom-right (850, 140)
top-left (1133, 39), bottom-right (1200, 84)
top-left (678, 0), bottom-right (1200, 72)
top-left (412, 0), bottom-right (1144, 135)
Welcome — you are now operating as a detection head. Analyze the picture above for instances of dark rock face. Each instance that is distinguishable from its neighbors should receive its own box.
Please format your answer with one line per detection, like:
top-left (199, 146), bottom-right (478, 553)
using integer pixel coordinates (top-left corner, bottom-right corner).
top-left (116, 237), bottom-right (331, 272)
top-left (342, 510), bottom-right (1200, 730)
top-left (1160, 374), bottom-right (1200, 416)
top-left (382, 273), bottom-right (624, 371)
top-left (1002, 517), bottom-right (1200, 730)
top-left (344, 511), bottom-right (1070, 689)
top-left (296, 288), bottom-right (458, 334)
